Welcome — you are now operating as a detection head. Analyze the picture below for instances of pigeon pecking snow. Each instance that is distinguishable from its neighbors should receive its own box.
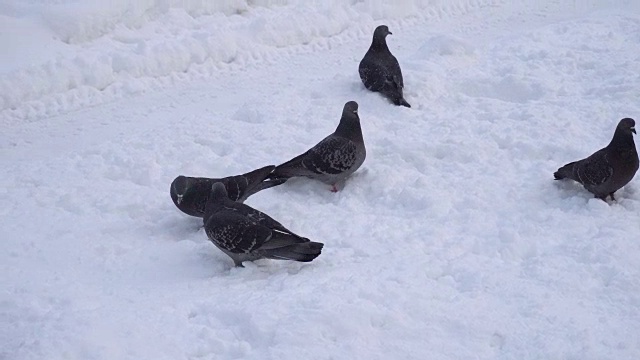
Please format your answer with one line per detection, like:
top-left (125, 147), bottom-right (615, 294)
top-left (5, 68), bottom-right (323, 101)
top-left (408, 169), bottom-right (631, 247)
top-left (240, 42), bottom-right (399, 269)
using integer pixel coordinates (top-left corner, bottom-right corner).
top-left (170, 165), bottom-right (284, 217)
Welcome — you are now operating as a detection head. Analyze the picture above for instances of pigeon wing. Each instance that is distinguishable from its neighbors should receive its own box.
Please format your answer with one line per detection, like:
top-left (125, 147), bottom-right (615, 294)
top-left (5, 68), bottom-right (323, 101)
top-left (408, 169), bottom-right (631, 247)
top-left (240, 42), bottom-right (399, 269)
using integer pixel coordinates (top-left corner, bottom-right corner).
top-left (388, 53), bottom-right (403, 87)
top-left (575, 151), bottom-right (613, 187)
top-left (222, 176), bottom-right (246, 202)
top-left (391, 72), bottom-right (403, 90)
top-left (302, 136), bottom-right (357, 176)
top-left (205, 212), bottom-right (271, 254)
top-left (224, 202), bottom-right (295, 235)
top-left (190, 178), bottom-right (216, 215)
top-left (359, 56), bottom-right (388, 91)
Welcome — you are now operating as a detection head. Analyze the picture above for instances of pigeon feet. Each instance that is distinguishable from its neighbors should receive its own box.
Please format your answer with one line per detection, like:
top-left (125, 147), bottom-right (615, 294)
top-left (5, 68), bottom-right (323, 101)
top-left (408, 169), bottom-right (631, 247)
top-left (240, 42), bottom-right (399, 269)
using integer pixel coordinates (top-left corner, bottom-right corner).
top-left (595, 192), bottom-right (616, 202)
top-left (330, 185), bottom-right (339, 192)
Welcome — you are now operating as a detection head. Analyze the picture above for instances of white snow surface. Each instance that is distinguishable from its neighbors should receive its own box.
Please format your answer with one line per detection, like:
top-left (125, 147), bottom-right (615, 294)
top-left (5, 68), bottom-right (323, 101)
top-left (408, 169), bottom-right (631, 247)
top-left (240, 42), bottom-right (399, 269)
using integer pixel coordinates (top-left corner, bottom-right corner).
top-left (2, 1), bottom-right (640, 359)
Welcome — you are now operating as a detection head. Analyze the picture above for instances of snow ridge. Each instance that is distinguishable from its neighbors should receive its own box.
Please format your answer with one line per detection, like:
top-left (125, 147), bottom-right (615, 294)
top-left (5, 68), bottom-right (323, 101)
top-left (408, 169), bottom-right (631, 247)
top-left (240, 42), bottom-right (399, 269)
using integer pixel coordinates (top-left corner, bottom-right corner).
top-left (0, 0), bottom-right (505, 123)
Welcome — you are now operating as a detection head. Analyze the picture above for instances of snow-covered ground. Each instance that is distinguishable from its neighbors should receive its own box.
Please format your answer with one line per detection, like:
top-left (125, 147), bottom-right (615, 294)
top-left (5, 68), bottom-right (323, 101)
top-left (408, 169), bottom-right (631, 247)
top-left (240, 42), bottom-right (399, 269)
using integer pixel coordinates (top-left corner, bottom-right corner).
top-left (2, 1), bottom-right (640, 359)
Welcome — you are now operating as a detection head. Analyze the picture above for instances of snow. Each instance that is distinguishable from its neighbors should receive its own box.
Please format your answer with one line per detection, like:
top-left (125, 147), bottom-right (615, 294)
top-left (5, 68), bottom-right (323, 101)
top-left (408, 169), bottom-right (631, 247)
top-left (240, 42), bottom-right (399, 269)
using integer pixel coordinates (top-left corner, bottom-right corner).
top-left (2, 1), bottom-right (640, 359)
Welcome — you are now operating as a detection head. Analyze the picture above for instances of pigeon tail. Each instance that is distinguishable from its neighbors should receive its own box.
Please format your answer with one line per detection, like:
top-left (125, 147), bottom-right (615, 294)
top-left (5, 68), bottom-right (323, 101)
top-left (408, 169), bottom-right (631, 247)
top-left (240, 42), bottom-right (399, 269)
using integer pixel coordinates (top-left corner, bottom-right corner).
top-left (234, 165), bottom-right (283, 200)
top-left (554, 161), bottom-right (577, 180)
top-left (242, 165), bottom-right (276, 184)
top-left (394, 97), bottom-right (411, 108)
top-left (264, 241), bottom-right (324, 262)
top-left (267, 152), bottom-right (308, 181)
top-left (247, 178), bottom-right (287, 196)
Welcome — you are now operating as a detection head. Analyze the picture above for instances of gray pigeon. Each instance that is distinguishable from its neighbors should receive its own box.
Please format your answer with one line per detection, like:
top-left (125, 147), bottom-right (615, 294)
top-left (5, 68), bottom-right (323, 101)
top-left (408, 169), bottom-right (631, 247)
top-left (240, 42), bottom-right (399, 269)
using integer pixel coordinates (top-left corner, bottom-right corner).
top-left (359, 25), bottom-right (411, 107)
top-left (170, 165), bottom-right (285, 218)
top-left (554, 118), bottom-right (638, 200)
top-left (204, 182), bottom-right (324, 267)
top-left (267, 101), bottom-right (366, 192)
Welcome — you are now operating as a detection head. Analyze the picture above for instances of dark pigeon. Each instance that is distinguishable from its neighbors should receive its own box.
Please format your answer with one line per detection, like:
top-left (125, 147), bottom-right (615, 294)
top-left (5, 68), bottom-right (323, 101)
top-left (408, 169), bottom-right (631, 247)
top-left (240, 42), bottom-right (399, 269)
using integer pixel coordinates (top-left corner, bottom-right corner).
top-left (170, 165), bottom-right (285, 218)
top-left (554, 118), bottom-right (638, 201)
top-left (359, 25), bottom-right (411, 107)
top-left (204, 182), bottom-right (324, 267)
top-left (267, 101), bottom-right (366, 192)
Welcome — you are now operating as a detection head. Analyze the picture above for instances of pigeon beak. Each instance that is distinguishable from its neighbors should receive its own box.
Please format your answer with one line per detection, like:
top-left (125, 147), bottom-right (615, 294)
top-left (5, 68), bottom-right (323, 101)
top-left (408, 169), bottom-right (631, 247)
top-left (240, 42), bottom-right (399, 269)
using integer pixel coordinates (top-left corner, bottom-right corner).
top-left (632, 127), bottom-right (637, 134)
top-left (388, 31), bottom-right (393, 35)
top-left (176, 195), bottom-right (183, 204)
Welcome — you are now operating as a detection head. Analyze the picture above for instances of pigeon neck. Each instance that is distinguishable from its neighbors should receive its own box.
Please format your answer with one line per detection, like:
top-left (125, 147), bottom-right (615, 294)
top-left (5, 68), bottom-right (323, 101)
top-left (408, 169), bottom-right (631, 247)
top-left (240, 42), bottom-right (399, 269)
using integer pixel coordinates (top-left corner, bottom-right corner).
top-left (336, 117), bottom-right (362, 140)
top-left (203, 199), bottom-right (220, 217)
top-left (370, 37), bottom-right (390, 52)
top-left (204, 190), bottom-right (226, 217)
top-left (608, 129), bottom-right (636, 153)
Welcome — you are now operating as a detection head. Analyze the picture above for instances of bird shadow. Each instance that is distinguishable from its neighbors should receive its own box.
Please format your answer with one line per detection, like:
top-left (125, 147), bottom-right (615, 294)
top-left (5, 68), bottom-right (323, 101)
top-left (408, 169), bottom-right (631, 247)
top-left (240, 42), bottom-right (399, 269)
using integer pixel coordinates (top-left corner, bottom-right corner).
top-left (209, 259), bottom-right (317, 279)
top-left (268, 178), bottom-right (335, 199)
top-left (552, 181), bottom-right (631, 206)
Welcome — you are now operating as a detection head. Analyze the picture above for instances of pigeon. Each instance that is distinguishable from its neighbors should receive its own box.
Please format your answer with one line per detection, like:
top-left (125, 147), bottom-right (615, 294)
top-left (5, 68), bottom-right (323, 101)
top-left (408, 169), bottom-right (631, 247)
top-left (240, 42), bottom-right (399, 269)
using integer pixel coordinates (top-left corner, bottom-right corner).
top-left (267, 101), bottom-right (366, 192)
top-left (203, 182), bottom-right (324, 267)
top-left (170, 165), bottom-right (285, 218)
top-left (359, 25), bottom-right (411, 108)
top-left (554, 117), bottom-right (638, 201)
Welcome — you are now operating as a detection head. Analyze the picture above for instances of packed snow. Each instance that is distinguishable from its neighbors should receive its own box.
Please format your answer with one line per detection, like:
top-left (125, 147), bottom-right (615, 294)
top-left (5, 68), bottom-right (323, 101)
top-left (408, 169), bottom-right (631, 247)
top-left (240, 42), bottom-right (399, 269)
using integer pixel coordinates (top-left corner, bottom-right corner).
top-left (2, 1), bottom-right (640, 359)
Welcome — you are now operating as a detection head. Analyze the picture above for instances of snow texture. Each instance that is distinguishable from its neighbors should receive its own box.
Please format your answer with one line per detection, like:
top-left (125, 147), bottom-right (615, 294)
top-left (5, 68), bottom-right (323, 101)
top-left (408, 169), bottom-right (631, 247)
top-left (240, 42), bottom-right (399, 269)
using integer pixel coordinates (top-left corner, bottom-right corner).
top-left (2, 1), bottom-right (640, 359)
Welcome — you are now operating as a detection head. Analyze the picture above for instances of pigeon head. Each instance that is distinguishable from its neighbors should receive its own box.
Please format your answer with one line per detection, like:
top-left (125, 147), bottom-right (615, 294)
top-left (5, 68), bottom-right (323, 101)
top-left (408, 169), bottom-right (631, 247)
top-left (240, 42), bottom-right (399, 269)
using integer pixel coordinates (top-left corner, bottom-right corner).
top-left (374, 25), bottom-right (392, 38)
top-left (204, 182), bottom-right (228, 216)
top-left (609, 117), bottom-right (637, 150)
top-left (171, 175), bottom-right (194, 204)
top-left (617, 117), bottom-right (636, 135)
top-left (340, 101), bottom-right (360, 124)
top-left (342, 101), bottom-right (358, 117)
top-left (371, 25), bottom-right (392, 48)
top-left (335, 101), bottom-right (361, 137)
top-left (210, 182), bottom-right (228, 200)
